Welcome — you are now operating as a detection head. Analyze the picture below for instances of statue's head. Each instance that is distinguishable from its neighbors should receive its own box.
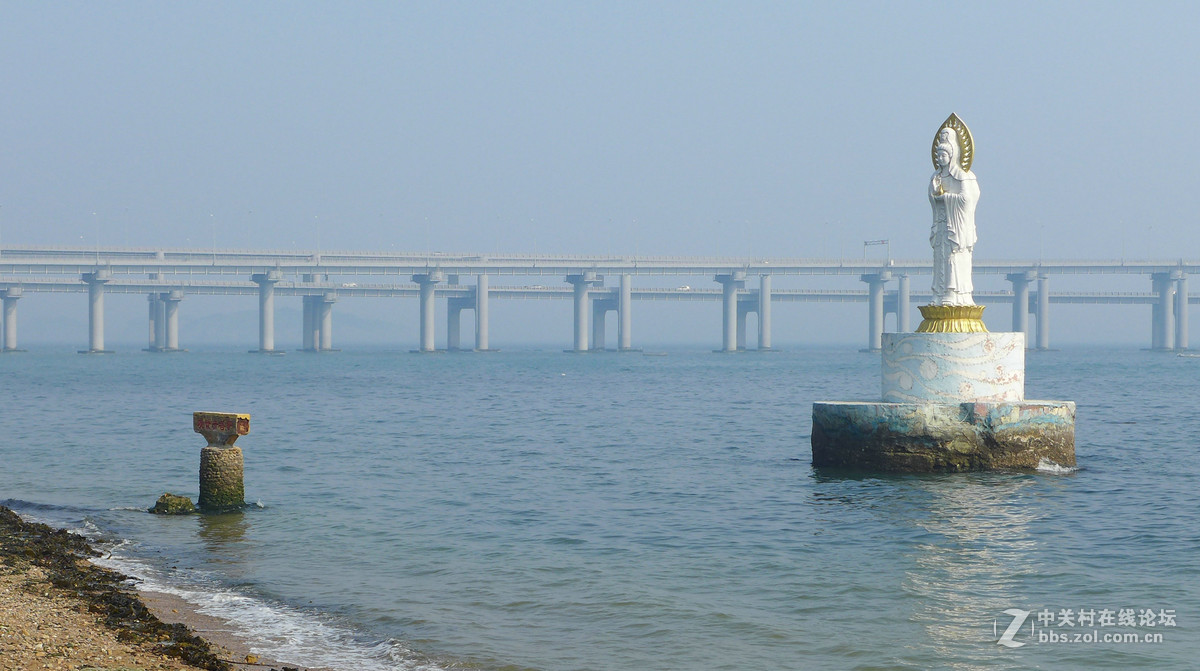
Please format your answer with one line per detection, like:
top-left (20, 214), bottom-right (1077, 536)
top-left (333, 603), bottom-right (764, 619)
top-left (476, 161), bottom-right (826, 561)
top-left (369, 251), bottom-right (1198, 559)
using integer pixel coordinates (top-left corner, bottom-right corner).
top-left (935, 142), bottom-right (954, 171)
top-left (930, 114), bottom-right (974, 175)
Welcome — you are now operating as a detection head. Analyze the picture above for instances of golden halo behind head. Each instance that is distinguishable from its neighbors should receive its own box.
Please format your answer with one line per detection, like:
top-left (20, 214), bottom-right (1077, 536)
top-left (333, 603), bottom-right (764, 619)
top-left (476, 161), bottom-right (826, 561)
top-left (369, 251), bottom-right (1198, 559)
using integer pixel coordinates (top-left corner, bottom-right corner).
top-left (931, 113), bottom-right (973, 173)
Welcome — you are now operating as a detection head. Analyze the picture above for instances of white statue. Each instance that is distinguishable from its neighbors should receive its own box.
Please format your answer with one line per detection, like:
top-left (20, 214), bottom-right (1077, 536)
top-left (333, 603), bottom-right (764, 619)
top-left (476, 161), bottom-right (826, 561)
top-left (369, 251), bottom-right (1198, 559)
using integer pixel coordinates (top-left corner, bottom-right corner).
top-left (928, 115), bottom-right (980, 306)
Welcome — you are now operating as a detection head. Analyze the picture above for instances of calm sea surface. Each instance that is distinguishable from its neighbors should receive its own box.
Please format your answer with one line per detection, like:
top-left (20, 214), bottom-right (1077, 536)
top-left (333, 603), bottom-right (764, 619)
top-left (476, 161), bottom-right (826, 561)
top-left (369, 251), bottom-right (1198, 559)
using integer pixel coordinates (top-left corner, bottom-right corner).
top-left (1, 345), bottom-right (1197, 670)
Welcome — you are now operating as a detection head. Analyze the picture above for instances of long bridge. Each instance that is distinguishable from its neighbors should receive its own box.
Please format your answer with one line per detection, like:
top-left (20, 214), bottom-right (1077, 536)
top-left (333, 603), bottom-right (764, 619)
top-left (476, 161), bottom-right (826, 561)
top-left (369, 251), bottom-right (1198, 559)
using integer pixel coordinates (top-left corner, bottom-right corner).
top-left (0, 246), bottom-right (1193, 353)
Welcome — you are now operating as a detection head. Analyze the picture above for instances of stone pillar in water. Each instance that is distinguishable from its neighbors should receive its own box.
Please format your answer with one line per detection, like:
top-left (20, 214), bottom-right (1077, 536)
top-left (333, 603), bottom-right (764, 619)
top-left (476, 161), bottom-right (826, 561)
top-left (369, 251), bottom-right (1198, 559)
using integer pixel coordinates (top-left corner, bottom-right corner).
top-left (194, 412), bottom-right (250, 511)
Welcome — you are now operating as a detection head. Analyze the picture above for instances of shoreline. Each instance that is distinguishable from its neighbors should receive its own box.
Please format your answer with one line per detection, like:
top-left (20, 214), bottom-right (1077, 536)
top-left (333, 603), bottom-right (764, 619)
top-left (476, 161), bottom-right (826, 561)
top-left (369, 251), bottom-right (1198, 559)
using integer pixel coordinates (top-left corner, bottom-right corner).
top-left (0, 504), bottom-right (318, 671)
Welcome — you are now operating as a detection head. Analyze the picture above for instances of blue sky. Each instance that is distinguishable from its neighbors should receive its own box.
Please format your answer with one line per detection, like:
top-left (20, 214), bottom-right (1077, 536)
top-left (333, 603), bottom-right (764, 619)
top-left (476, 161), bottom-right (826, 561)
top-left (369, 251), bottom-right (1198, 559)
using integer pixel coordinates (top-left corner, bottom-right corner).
top-left (1, 2), bottom-right (1196, 347)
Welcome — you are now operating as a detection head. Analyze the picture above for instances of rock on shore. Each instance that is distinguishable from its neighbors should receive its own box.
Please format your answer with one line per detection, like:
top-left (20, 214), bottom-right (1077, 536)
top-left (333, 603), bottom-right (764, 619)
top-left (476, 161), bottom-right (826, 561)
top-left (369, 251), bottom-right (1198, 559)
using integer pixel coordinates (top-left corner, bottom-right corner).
top-left (0, 505), bottom-right (232, 670)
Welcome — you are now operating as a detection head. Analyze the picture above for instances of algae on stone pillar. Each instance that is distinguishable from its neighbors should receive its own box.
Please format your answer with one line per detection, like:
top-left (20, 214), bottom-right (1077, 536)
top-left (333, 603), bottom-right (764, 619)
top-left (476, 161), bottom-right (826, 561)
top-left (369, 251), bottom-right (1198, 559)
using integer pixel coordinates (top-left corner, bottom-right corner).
top-left (194, 411), bottom-right (250, 511)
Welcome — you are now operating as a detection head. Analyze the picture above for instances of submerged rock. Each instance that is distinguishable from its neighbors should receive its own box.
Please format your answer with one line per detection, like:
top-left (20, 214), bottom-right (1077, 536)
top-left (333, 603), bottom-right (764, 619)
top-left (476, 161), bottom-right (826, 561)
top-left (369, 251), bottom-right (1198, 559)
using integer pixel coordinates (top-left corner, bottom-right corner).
top-left (149, 493), bottom-right (197, 515)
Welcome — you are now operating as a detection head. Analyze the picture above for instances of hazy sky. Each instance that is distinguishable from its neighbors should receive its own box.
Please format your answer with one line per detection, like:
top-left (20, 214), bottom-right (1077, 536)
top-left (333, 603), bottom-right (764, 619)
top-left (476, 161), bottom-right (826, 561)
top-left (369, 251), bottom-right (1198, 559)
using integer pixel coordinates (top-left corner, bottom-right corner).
top-left (1, 2), bottom-right (1196, 347)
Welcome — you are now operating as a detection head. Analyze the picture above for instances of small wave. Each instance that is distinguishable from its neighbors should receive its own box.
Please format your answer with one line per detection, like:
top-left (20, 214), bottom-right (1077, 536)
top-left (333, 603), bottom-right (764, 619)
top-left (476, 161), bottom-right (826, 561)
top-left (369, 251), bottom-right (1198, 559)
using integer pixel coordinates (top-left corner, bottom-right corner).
top-left (92, 553), bottom-right (447, 671)
top-left (1, 498), bottom-right (93, 514)
top-left (1035, 458), bottom-right (1078, 474)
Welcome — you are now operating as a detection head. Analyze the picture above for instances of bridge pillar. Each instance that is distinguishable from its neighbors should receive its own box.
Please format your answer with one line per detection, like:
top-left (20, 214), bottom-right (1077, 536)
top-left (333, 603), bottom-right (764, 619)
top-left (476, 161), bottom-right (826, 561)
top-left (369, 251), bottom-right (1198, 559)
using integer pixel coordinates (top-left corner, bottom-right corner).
top-left (1162, 274), bottom-right (1176, 350)
top-left (81, 270), bottom-right (112, 354)
top-left (146, 293), bottom-right (161, 351)
top-left (447, 296), bottom-right (473, 351)
top-left (758, 275), bottom-right (773, 350)
top-left (566, 272), bottom-right (599, 352)
top-left (896, 274), bottom-right (910, 333)
top-left (154, 294), bottom-right (167, 351)
top-left (618, 274), bottom-right (633, 351)
top-left (475, 274), bottom-right (491, 351)
top-left (2, 288), bottom-right (21, 352)
top-left (715, 272), bottom-right (746, 352)
top-left (1036, 274), bottom-right (1051, 350)
top-left (1007, 272), bottom-right (1035, 339)
top-left (300, 276), bottom-right (319, 352)
top-left (737, 300), bottom-right (752, 351)
top-left (164, 290), bottom-right (183, 351)
top-left (1151, 274), bottom-right (1164, 350)
top-left (1151, 272), bottom-right (1175, 350)
top-left (1176, 274), bottom-right (1189, 351)
top-left (861, 272), bottom-right (892, 352)
top-left (252, 271), bottom-right (282, 353)
top-left (301, 296), bottom-right (315, 351)
top-left (319, 293), bottom-right (336, 351)
top-left (413, 271), bottom-right (444, 353)
top-left (447, 300), bottom-right (462, 351)
top-left (591, 300), bottom-right (606, 351)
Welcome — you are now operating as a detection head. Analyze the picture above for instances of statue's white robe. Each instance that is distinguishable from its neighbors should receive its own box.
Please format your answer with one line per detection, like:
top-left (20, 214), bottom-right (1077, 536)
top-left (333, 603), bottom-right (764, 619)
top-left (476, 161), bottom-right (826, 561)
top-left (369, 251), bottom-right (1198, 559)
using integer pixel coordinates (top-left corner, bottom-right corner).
top-left (929, 167), bottom-right (979, 306)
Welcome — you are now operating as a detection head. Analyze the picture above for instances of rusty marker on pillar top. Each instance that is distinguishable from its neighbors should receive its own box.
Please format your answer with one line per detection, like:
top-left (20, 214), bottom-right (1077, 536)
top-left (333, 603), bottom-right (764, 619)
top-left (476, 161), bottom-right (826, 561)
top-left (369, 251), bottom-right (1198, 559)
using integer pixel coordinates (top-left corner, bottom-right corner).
top-left (194, 412), bottom-right (249, 511)
top-left (193, 412), bottom-right (250, 446)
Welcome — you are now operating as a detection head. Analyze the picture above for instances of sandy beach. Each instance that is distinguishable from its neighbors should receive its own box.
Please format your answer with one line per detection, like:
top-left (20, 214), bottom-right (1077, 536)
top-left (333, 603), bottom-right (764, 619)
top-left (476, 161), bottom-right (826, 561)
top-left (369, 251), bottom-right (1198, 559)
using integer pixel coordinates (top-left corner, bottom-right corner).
top-left (0, 505), bottom-right (311, 671)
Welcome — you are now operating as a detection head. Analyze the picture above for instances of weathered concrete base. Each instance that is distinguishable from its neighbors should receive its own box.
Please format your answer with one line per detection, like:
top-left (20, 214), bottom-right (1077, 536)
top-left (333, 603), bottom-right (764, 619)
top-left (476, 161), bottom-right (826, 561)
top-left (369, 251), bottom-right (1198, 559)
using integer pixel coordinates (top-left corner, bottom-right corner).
top-left (812, 400), bottom-right (1075, 472)
top-left (198, 446), bottom-right (245, 510)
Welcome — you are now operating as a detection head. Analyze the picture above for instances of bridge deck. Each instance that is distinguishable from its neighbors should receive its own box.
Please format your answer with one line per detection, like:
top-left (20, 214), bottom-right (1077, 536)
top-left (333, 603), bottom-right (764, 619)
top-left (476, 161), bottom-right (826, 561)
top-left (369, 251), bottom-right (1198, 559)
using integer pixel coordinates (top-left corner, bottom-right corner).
top-left (0, 246), bottom-right (1197, 278)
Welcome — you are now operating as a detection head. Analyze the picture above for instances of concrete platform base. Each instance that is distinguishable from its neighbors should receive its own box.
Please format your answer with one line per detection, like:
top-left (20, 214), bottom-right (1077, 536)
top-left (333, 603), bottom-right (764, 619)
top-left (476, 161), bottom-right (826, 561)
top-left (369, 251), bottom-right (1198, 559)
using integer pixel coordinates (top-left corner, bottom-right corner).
top-left (812, 400), bottom-right (1075, 472)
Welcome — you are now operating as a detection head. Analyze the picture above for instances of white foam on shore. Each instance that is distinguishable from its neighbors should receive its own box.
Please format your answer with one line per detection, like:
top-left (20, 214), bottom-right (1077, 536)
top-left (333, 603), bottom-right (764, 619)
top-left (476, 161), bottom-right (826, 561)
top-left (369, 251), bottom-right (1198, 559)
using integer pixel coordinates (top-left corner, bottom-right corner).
top-left (7, 504), bottom-right (448, 671)
top-left (91, 553), bottom-right (448, 671)
top-left (1035, 458), bottom-right (1078, 474)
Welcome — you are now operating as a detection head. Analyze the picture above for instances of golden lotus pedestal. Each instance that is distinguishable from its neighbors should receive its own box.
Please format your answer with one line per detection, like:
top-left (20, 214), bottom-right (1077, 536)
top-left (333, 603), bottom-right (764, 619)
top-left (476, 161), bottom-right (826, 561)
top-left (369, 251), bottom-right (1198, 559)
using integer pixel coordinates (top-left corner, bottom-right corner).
top-left (915, 305), bottom-right (988, 333)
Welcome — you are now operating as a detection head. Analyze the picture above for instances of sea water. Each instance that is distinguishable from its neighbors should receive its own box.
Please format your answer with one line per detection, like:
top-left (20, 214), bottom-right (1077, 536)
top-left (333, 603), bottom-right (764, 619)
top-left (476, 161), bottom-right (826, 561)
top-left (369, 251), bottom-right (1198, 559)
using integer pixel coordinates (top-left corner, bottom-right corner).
top-left (1, 345), bottom-right (1198, 670)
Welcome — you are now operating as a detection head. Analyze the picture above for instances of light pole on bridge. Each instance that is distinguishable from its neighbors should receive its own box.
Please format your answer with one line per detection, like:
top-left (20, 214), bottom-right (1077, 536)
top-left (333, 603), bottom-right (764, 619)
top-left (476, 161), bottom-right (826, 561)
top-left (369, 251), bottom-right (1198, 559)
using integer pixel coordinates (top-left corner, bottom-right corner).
top-left (863, 239), bottom-right (890, 263)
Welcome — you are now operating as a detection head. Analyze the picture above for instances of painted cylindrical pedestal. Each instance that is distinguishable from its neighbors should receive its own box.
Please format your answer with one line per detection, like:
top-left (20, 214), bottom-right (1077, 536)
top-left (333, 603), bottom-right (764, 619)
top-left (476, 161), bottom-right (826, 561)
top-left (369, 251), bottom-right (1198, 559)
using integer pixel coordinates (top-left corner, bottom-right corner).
top-left (199, 446), bottom-right (245, 511)
top-left (882, 332), bottom-right (1024, 403)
